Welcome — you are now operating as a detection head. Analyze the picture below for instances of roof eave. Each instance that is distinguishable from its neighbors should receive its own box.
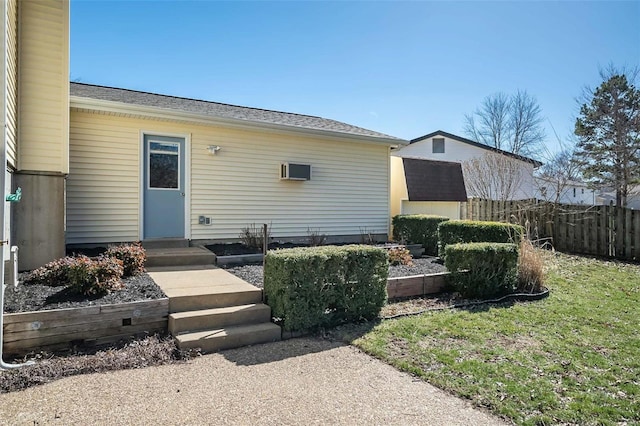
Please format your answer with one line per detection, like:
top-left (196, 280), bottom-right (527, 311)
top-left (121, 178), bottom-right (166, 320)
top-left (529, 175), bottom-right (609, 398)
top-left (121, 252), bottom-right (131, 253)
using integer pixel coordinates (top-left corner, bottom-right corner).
top-left (70, 96), bottom-right (409, 147)
top-left (411, 130), bottom-right (542, 167)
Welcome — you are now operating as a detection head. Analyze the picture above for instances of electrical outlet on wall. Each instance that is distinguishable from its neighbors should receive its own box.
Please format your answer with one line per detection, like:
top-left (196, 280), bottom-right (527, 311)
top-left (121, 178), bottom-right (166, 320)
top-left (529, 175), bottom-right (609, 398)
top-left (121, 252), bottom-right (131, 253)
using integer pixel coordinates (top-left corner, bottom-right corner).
top-left (198, 216), bottom-right (212, 225)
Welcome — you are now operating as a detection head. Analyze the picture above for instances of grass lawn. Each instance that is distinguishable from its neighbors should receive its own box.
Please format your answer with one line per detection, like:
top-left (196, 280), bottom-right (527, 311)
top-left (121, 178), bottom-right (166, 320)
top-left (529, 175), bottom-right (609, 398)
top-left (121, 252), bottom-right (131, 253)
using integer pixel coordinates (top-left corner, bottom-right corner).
top-left (353, 251), bottom-right (640, 425)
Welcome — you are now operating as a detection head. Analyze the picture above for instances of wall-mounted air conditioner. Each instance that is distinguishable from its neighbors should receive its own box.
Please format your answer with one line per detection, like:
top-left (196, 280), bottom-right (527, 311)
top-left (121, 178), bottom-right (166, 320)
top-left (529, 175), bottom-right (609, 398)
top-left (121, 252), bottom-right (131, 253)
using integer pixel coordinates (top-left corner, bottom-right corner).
top-left (280, 163), bottom-right (311, 181)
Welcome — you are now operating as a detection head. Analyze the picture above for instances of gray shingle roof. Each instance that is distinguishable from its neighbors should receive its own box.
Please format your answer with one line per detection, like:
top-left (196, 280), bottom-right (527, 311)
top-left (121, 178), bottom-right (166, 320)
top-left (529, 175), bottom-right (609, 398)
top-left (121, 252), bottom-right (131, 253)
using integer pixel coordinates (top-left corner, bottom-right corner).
top-left (403, 158), bottom-right (468, 202)
top-left (70, 82), bottom-right (404, 142)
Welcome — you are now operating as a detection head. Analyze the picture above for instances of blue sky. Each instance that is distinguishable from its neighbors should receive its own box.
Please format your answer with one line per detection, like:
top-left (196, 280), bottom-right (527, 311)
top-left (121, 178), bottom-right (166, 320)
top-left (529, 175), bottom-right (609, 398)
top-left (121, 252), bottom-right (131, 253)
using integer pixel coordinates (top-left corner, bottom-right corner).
top-left (71, 1), bottom-right (639, 155)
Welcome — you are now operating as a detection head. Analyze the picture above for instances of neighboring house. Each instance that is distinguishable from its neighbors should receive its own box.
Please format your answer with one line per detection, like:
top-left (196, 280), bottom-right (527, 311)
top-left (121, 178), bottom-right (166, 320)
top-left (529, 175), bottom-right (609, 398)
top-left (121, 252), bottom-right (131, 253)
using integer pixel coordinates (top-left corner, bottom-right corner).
top-left (1, 0), bottom-right (407, 270)
top-left (596, 185), bottom-right (640, 210)
top-left (533, 176), bottom-right (597, 205)
top-left (390, 157), bottom-right (467, 219)
top-left (392, 130), bottom-right (542, 201)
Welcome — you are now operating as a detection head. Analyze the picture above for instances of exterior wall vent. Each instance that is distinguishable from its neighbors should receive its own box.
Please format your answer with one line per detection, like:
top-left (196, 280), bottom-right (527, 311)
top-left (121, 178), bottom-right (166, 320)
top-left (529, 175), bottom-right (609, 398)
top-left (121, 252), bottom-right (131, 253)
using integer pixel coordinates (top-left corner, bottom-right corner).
top-left (280, 163), bottom-right (311, 181)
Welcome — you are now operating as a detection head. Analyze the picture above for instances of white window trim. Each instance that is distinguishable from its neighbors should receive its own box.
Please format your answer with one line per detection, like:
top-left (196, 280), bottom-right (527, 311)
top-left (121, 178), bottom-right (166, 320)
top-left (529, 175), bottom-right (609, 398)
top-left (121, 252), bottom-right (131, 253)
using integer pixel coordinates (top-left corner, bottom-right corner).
top-left (147, 139), bottom-right (181, 191)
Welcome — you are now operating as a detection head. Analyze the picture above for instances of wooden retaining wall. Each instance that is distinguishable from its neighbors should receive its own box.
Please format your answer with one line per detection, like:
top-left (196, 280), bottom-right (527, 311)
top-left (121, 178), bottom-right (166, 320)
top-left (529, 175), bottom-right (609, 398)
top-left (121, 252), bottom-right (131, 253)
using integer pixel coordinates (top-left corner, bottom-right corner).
top-left (387, 272), bottom-right (449, 299)
top-left (3, 298), bottom-right (169, 355)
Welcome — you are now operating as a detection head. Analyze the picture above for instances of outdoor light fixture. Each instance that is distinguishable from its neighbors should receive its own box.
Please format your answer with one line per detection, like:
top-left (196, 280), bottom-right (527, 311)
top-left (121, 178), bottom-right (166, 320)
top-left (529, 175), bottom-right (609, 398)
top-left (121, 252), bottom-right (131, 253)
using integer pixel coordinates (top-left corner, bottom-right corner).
top-left (207, 145), bottom-right (221, 155)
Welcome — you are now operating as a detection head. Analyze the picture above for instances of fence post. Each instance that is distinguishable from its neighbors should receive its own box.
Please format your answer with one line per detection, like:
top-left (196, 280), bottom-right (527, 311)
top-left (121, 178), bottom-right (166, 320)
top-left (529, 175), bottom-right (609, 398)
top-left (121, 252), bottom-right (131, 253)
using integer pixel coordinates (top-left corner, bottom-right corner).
top-left (633, 209), bottom-right (640, 261)
top-left (599, 205), bottom-right (607, 257)
top-left (624, 207), bottom-right (632, 260)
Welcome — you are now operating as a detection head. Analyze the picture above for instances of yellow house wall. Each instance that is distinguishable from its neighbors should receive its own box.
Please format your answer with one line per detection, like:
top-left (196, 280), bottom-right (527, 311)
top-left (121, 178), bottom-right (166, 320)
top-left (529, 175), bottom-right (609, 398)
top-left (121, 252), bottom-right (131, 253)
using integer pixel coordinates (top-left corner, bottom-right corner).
top-left (400, 201), bottom-right (461, 219)
top-left (389, 155), bottom-right (408, 219)
top-left (5, 0), bottom-right (18, 169)
top-left (18, 0), bottom-right (69, 173)
top-left (67, 110), bottom-right (391, 244)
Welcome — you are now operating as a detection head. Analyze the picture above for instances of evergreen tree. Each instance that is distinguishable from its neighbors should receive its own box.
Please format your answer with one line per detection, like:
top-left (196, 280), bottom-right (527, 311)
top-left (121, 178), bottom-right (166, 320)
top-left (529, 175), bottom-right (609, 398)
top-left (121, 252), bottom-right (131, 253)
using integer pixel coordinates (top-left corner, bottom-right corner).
top-left (575, 74), bottom-right (640, 207)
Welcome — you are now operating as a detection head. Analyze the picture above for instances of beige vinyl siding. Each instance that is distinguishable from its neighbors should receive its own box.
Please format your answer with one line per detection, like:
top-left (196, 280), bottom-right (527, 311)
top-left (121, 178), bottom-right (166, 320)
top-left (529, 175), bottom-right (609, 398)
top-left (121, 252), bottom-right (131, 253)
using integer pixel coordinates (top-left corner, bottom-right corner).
top-left (18, 0), bottom-right (69, 173)
top-left (5, 0), bottom-right (18, 168)
top-left (68, 110), bottom-right (390, 244)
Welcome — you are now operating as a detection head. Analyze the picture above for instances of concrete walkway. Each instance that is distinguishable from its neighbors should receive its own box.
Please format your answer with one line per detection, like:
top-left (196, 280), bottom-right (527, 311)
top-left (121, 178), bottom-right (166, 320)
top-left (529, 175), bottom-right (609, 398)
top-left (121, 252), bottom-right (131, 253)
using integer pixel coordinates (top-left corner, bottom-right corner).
top-left (0, 338), bottom-right (507, 425)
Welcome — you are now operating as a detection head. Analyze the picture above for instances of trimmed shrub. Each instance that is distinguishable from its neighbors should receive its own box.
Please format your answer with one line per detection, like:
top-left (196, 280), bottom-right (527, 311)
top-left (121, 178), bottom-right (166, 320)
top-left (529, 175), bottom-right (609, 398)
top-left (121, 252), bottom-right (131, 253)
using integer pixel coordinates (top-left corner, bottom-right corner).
top-left (438, 220), bottom-right (524, 257)
top-left (445, 242), bottom-right (519, 298)
top-left (106, 242), bottom-right (146, 276)
top-left (518, 239), bottom-right (545, 293)
top-left (392, 214), bottom-right (449, 256)
top-left (264, 245), bottom-right (388, 331)
top-left (23, 256), bottom-right (77, 286)
top-left (387, 247), bottom-right (413, 266)
top-left (67, 255), bottom-right (125, 296)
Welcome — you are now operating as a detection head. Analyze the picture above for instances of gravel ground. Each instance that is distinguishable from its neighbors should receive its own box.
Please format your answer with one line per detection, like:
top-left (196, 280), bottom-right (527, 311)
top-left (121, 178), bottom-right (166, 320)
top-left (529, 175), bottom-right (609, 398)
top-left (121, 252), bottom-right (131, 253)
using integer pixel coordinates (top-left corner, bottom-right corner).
top-left (388, 257), bottom-right (447, 278)
top-left (3, 273), bottom-right (166, 313)
top-left (0, 338), bottom-right (506, 426)
top-left (222, 257), bottom-right (447, 288)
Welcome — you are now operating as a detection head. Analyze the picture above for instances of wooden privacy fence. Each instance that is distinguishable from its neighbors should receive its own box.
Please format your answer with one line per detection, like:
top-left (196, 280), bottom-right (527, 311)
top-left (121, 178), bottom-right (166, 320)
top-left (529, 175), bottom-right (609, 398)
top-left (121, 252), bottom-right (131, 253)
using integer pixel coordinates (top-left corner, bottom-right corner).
top-left (466, 198), bottom-right (640, 261)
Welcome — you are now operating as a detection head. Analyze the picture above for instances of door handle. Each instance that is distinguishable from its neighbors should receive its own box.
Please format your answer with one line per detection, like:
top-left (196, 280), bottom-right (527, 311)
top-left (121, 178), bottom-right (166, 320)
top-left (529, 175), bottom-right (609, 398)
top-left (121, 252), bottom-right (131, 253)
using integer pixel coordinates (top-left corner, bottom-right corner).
top-left (181, 192), bottom-right (185, 197)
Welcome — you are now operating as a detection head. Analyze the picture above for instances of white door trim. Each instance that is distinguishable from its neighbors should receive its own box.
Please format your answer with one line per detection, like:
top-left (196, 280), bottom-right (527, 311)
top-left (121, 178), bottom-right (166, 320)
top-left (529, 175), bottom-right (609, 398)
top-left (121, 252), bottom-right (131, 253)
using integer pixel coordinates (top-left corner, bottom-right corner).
top-left (138, 130), bottom-right (191, 241)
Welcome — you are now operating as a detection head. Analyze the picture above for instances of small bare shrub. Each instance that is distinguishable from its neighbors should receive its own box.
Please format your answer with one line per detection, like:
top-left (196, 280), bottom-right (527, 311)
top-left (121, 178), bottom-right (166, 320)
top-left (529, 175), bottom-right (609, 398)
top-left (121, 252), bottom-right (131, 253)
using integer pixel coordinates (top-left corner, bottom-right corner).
top-left (106, 242), bottom-right (146, 276)
top-left (239, 223), bottom-right (271, 251)
top-left (388, 247), bottom-right (414, 266)
top-left (306, 228), bottom-right (328, 247)
top-left (518, 239), bottom-right (545, 293)
top-left (359, 227), bottom-right (376, 245)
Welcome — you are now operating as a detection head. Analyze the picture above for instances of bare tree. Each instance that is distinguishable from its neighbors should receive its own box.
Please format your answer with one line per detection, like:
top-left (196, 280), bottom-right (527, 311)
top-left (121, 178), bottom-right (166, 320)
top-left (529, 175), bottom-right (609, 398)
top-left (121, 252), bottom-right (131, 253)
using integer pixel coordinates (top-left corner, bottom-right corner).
top-left (462, 152), bottom-right (526, 201)
top-left (464, 93), bottom-right (511, 150)
top-left (534, 126), bottom-right (583, 204)
top-left (464, 90), bottom-right (546, 157)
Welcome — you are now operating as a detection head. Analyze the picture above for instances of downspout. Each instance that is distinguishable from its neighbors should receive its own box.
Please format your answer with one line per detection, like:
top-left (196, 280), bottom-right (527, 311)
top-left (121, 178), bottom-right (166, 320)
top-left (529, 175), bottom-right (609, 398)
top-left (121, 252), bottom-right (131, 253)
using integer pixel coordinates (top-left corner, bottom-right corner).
top-left (0, 0), bottom-right (32, 369)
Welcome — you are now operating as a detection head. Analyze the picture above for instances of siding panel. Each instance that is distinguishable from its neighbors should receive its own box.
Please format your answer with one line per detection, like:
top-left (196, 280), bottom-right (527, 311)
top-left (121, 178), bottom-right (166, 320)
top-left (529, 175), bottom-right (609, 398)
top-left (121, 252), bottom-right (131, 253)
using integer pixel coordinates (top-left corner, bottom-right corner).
top-left (6, 0), bottom-right (18, 168)
top-left (18, 0), bottom-right (69, 173)
top-left (68, 110), bottom-right (391, 244)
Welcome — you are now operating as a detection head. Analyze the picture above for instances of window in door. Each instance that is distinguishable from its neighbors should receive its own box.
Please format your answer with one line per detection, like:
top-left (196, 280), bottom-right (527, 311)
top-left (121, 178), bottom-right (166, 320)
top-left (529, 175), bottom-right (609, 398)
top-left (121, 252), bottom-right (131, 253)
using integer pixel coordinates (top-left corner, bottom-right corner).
top-left (148, 141), bottom-right (180, 189)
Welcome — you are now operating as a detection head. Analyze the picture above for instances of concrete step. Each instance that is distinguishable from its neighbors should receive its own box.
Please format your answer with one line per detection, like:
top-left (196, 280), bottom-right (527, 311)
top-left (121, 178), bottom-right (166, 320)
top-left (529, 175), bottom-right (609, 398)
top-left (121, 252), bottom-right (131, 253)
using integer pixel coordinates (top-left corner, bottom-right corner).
top-left (146, 264), bottom-right (217, 273)
top-left (175, 323), bottom-right (281, 353)
top-left (142, 238), bottom-right (189, 249)
top-left (148, 267), bottom-right (263, 313)
top-left (168, 287), bottom-right (262, 313)
top-left (145, 247), bottom-right (216, 268)
top-left (169, 304), bottom-right (272, 334)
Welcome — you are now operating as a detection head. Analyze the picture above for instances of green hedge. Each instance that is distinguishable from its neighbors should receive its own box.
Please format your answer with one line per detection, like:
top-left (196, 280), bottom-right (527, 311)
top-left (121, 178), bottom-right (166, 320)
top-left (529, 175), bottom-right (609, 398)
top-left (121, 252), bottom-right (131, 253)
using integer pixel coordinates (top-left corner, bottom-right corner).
top-left (438, 220), bottom-right (524, 257)
top-left (392, 214), bottom-right (449, 256)
top-left (444, 242), bottom-right (519, 298)
top-left (264, 245), bottom-right (388, 332)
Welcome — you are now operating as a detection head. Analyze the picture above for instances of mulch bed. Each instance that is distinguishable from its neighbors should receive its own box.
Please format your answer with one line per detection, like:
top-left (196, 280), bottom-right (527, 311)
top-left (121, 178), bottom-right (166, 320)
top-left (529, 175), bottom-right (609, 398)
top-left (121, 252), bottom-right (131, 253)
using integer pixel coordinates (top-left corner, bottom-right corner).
top-left (3, 273), bottom-right (166, 314)
top-left (0, 334), bottom-right (198, 394)
top-left (222, 257), bottom-right (448, 288)
top-left (206, 242), bottom-right (307, 256)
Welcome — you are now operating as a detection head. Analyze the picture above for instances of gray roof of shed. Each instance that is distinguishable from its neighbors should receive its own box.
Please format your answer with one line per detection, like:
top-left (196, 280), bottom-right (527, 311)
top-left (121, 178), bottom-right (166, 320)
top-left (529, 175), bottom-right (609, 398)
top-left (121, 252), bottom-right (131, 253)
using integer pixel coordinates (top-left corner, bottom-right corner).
top-left (70, 82), bottom-right (404, 142)
top-left (403, 158), bottom-right (468, 202)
